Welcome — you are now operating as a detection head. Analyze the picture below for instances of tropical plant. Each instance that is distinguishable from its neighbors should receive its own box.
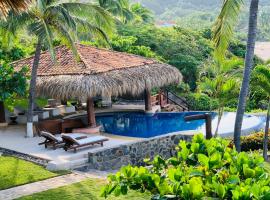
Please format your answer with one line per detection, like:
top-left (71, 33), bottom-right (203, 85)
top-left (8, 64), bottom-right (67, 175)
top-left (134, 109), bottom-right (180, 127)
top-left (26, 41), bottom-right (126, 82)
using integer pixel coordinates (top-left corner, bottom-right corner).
top-left (3, 0), bottom-right (112, 137)
top-left (253, 65), bottom-right (270, 161)
top-left (213, 0), bottom-right (260, 152)
top-left (0, 64), bottom-right (28, 124)
top-left (102, 134), bottom-right (270, 199)
top-left (198, 57), bottom-right (243, 136)
top-left (185, 93), bottom-right (219, 111)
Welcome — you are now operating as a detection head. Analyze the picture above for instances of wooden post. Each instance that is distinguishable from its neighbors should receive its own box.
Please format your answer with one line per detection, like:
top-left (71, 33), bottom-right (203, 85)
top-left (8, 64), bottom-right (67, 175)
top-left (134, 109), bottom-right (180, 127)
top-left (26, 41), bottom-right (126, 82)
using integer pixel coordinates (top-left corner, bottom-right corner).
top-left (61, 100), bottom-right (67, 105)
top-left (205, 113), bottom-right (212, 139)
top-left (87, 97), bottom-right (96, 127)
top-left (0, 101), bottom-right (5, 123)
top-left (184, 113), bottom-right (212, 139)
top-left (144, 88), bottom-right (152, 111)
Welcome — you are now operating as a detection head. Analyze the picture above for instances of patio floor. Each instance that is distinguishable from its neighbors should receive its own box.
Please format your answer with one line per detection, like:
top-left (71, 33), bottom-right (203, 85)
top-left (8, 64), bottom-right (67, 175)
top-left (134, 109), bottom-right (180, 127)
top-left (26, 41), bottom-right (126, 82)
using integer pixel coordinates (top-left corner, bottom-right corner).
top-left (0, 125), bottom-right (138, 170)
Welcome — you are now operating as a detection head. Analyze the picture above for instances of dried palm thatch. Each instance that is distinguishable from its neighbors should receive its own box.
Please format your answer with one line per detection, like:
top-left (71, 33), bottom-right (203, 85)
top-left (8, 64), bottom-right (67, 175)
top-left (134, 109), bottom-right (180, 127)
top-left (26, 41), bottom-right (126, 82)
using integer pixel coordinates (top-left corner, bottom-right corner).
top-left (0, 0), bottom-right (30, 17)
top-left (37, 63), bottom-right (182, 101)
top-left (12, 44), bottom-right (182, 101)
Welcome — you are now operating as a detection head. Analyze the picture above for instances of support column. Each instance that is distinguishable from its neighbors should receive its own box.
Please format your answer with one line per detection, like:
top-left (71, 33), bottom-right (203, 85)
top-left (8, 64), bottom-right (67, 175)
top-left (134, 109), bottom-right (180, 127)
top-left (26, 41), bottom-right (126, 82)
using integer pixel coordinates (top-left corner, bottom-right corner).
top-left (87, 97), bottom-right (96, 127)
top-left (144, 88), bottom-right (152, 112)
top-left (0, 101), bottom-right (6, 123)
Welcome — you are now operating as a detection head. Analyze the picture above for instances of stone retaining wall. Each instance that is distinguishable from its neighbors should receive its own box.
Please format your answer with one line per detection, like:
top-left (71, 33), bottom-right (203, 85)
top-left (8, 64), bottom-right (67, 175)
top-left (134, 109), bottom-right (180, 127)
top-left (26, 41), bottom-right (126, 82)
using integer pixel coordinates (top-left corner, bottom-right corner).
top-left (86, 132), bottom-right (194, 171)
top-left (0, 147), bottom-right (49, 166)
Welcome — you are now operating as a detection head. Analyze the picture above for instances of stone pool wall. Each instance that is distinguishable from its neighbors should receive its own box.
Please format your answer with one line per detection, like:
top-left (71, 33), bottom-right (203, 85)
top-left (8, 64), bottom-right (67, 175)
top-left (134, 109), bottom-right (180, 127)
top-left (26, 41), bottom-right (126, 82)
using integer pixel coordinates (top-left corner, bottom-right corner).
top-left (86, 132), bottom-right (194, 171)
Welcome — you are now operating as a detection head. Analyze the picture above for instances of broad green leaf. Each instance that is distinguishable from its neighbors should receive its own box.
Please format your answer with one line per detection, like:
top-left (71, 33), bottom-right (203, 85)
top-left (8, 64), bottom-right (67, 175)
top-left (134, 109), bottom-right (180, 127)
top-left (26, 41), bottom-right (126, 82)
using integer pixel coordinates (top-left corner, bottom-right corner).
top-left (198, 154), bottom-right (209, 168)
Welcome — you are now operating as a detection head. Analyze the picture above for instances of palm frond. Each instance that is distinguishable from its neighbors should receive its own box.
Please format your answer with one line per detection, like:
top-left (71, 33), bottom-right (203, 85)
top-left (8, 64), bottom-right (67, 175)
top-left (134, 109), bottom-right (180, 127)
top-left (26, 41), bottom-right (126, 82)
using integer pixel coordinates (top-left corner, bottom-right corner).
top-left (254, 65), bottom-right (270, 96)
top-left (0, 11), bottom-right (32, 47)
top-left (0, 0), bottom-right (31, 18)
top-left (52, 21), bottom-right (78, 59)
top-left (212, 0), bottom-right (244, 60)
top-left (73, 16), bottom-right (110, 44)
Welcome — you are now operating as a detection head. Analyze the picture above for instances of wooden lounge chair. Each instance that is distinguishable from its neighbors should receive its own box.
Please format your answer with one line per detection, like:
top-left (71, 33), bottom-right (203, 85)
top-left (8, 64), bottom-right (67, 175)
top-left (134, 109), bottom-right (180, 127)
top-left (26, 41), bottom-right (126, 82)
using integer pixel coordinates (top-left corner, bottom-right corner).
top-left (39, 131), bottom-right (87, 150)
top-left (62, 134), bottom-right (109, 153)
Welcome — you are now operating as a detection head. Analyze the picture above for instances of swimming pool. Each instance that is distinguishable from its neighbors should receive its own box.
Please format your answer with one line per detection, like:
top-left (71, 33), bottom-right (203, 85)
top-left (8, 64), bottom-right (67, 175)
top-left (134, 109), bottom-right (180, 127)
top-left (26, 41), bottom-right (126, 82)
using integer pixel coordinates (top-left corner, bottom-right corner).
top-left (96, 111), bottom-right (265, 138)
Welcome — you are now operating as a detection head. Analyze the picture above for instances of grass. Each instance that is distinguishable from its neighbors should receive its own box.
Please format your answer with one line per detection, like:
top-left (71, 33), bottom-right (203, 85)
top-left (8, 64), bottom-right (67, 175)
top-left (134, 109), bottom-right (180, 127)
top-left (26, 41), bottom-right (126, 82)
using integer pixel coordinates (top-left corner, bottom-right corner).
top-left (18, 179), bottom-right (150, 200)
top-left (0, 156), bottom-right (66, 190)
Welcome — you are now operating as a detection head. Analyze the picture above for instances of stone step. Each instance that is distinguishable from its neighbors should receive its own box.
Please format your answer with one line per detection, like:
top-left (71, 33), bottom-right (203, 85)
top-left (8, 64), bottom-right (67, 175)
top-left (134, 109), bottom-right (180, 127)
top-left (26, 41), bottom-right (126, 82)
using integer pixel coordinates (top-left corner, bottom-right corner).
top-left (47, 157), bottom-right (89, 171)
top-left (65, 152), bottom-right (88, 161)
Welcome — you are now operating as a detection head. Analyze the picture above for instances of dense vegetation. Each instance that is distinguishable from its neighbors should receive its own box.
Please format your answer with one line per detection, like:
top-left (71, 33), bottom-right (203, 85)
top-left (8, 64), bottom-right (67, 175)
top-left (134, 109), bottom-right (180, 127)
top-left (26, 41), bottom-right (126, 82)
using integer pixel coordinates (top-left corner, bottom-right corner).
top-left (102, 134), bottom-right (270, 199)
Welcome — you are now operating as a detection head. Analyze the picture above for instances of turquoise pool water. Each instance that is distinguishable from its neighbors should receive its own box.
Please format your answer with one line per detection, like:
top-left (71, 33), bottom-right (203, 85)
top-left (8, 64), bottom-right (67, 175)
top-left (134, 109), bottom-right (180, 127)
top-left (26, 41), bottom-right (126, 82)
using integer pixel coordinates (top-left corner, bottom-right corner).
top-left (96, 111), bottom-right (264, 138)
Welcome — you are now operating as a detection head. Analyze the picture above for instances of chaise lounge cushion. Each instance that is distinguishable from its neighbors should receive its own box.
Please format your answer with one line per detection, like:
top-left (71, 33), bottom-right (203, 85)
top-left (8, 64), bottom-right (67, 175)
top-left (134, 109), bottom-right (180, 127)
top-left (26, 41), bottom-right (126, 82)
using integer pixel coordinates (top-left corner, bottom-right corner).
top-left (61, 133), bottom-right (87, 140)
top-left (41, 131), bottom-right (88, 143)
top-left (41, 131), bottom-right (62, 142)
top-left (76, 136), bottom-right (108, 145)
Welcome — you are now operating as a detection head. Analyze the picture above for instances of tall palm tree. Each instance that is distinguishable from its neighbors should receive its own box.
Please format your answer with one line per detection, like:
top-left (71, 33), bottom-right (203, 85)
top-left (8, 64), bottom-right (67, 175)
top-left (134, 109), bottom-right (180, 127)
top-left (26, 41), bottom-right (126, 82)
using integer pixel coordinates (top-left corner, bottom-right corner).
top-left (254, 65), bottom-right (270, 161)
top-left (213, 0), bottom-right (259, 152)
top-left (0, 0), bottom-right (30, 17)
top-left (4, 0), bottom-right (113, 137)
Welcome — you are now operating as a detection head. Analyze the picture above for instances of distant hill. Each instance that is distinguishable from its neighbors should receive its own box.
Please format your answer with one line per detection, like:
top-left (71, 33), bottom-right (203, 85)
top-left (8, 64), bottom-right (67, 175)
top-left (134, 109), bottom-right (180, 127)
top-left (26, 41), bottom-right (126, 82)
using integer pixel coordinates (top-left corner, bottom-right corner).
top-left (133, 0), bottom-right (270, 41)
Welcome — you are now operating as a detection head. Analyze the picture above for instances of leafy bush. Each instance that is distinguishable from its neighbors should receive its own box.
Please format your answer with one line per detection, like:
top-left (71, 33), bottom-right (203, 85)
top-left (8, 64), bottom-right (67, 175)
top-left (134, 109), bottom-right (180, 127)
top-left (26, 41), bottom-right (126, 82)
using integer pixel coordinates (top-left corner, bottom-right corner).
top-left (102, 134), bottom-right (270, 200)
top-left (185, 93), bottom-right (218, 111)
top-left (241, 132), bottom-right (270, 152)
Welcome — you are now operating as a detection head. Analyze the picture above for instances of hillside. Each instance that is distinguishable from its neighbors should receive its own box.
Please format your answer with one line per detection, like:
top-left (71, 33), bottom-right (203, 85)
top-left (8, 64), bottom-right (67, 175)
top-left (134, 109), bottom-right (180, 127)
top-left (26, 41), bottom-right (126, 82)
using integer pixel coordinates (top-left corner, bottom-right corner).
top-left (134, 0), bottom-right (270, 41)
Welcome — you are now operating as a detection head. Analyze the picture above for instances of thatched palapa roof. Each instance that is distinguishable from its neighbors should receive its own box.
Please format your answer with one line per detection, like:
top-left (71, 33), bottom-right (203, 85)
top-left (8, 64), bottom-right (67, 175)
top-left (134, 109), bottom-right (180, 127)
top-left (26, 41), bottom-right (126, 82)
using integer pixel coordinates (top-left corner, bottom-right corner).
top-left (12, 44), bottom-right (182, 100)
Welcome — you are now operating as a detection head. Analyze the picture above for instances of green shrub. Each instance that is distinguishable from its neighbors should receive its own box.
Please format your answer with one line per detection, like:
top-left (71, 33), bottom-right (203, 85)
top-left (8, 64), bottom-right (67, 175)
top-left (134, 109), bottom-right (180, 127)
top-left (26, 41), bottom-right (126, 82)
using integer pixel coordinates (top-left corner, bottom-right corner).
top-left (241, 132), bottom-right (270, 152)
top-left (102, 134), bottom-right (270, 200)
top-left (185, 93), bottom-right (218, 111)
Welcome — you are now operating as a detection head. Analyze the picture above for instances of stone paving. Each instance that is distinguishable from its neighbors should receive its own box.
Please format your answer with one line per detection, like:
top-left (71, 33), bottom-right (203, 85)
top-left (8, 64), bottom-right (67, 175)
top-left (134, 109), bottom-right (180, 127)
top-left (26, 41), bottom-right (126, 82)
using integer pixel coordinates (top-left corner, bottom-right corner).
top-left (0, 171), bottom-right (108, 200)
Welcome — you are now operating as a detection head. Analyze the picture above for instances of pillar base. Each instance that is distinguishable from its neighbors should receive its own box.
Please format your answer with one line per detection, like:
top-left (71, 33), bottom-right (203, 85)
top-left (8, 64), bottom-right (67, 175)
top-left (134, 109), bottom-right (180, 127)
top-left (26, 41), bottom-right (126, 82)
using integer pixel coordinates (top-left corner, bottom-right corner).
top-left (0, 122), bottom-right (8, 127)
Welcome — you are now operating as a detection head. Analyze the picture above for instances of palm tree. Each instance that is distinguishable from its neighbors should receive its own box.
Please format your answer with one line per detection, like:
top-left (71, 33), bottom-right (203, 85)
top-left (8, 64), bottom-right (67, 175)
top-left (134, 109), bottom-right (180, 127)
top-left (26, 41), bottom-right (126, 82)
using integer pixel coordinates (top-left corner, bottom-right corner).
top-left (98, 0), bottom-right (133, 23)
top-left (253, 65), bottom-right (270, 161)
top-left (0, 0), bottom-right (30, 18)
top-left (3, 0), bottom-right (112, 137)
top-left (98, 0), bottom-right (153, 24)
top-left (130, 3), bottom-right (153, 24)
top-left (198, 58), bottom-right (242, 136)
top-left (213, 0), bottom-right (260, 151)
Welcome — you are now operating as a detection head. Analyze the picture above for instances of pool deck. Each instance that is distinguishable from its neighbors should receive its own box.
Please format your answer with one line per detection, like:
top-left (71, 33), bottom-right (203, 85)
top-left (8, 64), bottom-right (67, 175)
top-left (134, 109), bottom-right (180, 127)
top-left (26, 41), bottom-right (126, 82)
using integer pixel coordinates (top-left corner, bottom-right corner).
top-left (0, 125), bottom-right (139, 170)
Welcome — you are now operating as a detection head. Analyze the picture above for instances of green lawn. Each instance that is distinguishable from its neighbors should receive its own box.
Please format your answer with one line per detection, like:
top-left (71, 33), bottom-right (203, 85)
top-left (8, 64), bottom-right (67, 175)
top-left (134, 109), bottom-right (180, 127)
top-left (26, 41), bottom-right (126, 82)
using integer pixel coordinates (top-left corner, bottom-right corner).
top-left (0, 156), bottom-right (65, 190)
top-left (18, 179), bottom-right (150, 200)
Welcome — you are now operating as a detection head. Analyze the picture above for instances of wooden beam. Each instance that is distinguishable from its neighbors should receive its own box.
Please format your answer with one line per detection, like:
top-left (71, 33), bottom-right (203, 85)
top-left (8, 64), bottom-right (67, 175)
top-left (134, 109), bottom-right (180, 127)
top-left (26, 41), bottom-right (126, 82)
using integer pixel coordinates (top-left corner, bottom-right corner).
top-left (87, 97), bottom-right (96, 127)
top-left (144, 88), bottom-right (152, 111)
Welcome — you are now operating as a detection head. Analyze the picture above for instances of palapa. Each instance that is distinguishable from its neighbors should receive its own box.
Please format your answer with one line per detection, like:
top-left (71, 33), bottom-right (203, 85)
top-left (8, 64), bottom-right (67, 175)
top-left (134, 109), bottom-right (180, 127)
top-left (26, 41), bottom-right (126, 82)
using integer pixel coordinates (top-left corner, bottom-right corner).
top-left (12, 44), bottom-right (182, 101)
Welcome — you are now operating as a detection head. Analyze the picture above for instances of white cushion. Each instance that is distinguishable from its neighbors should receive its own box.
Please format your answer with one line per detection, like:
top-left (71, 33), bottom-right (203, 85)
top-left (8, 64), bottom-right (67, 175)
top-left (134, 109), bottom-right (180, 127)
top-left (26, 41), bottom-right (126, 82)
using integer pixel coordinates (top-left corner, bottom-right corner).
top-left (61, 133), bottom-right (87, 139)
top-left (76, 136), bottom-right (108, 145)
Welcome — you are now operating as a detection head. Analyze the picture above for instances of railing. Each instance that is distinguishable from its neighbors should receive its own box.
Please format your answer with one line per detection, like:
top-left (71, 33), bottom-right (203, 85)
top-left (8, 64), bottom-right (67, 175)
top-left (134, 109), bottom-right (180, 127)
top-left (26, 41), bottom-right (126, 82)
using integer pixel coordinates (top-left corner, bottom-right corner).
top-left (150, 89), bottom-right (190, 111)
top-left (162, 89), bottom-right (189, 111)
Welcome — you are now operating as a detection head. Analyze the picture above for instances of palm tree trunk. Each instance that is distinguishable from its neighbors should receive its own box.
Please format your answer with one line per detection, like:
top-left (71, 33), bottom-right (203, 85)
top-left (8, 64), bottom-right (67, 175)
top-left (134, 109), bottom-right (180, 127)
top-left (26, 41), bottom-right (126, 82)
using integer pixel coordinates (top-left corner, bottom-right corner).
top-left (26, 39), bottom-right (42, 137)
top-left (234, 0), bottom-right (259, 152)
top-left (263, 98), bottom-right (270, 161)
top-left (214, 107), bottom-right (223, 137)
